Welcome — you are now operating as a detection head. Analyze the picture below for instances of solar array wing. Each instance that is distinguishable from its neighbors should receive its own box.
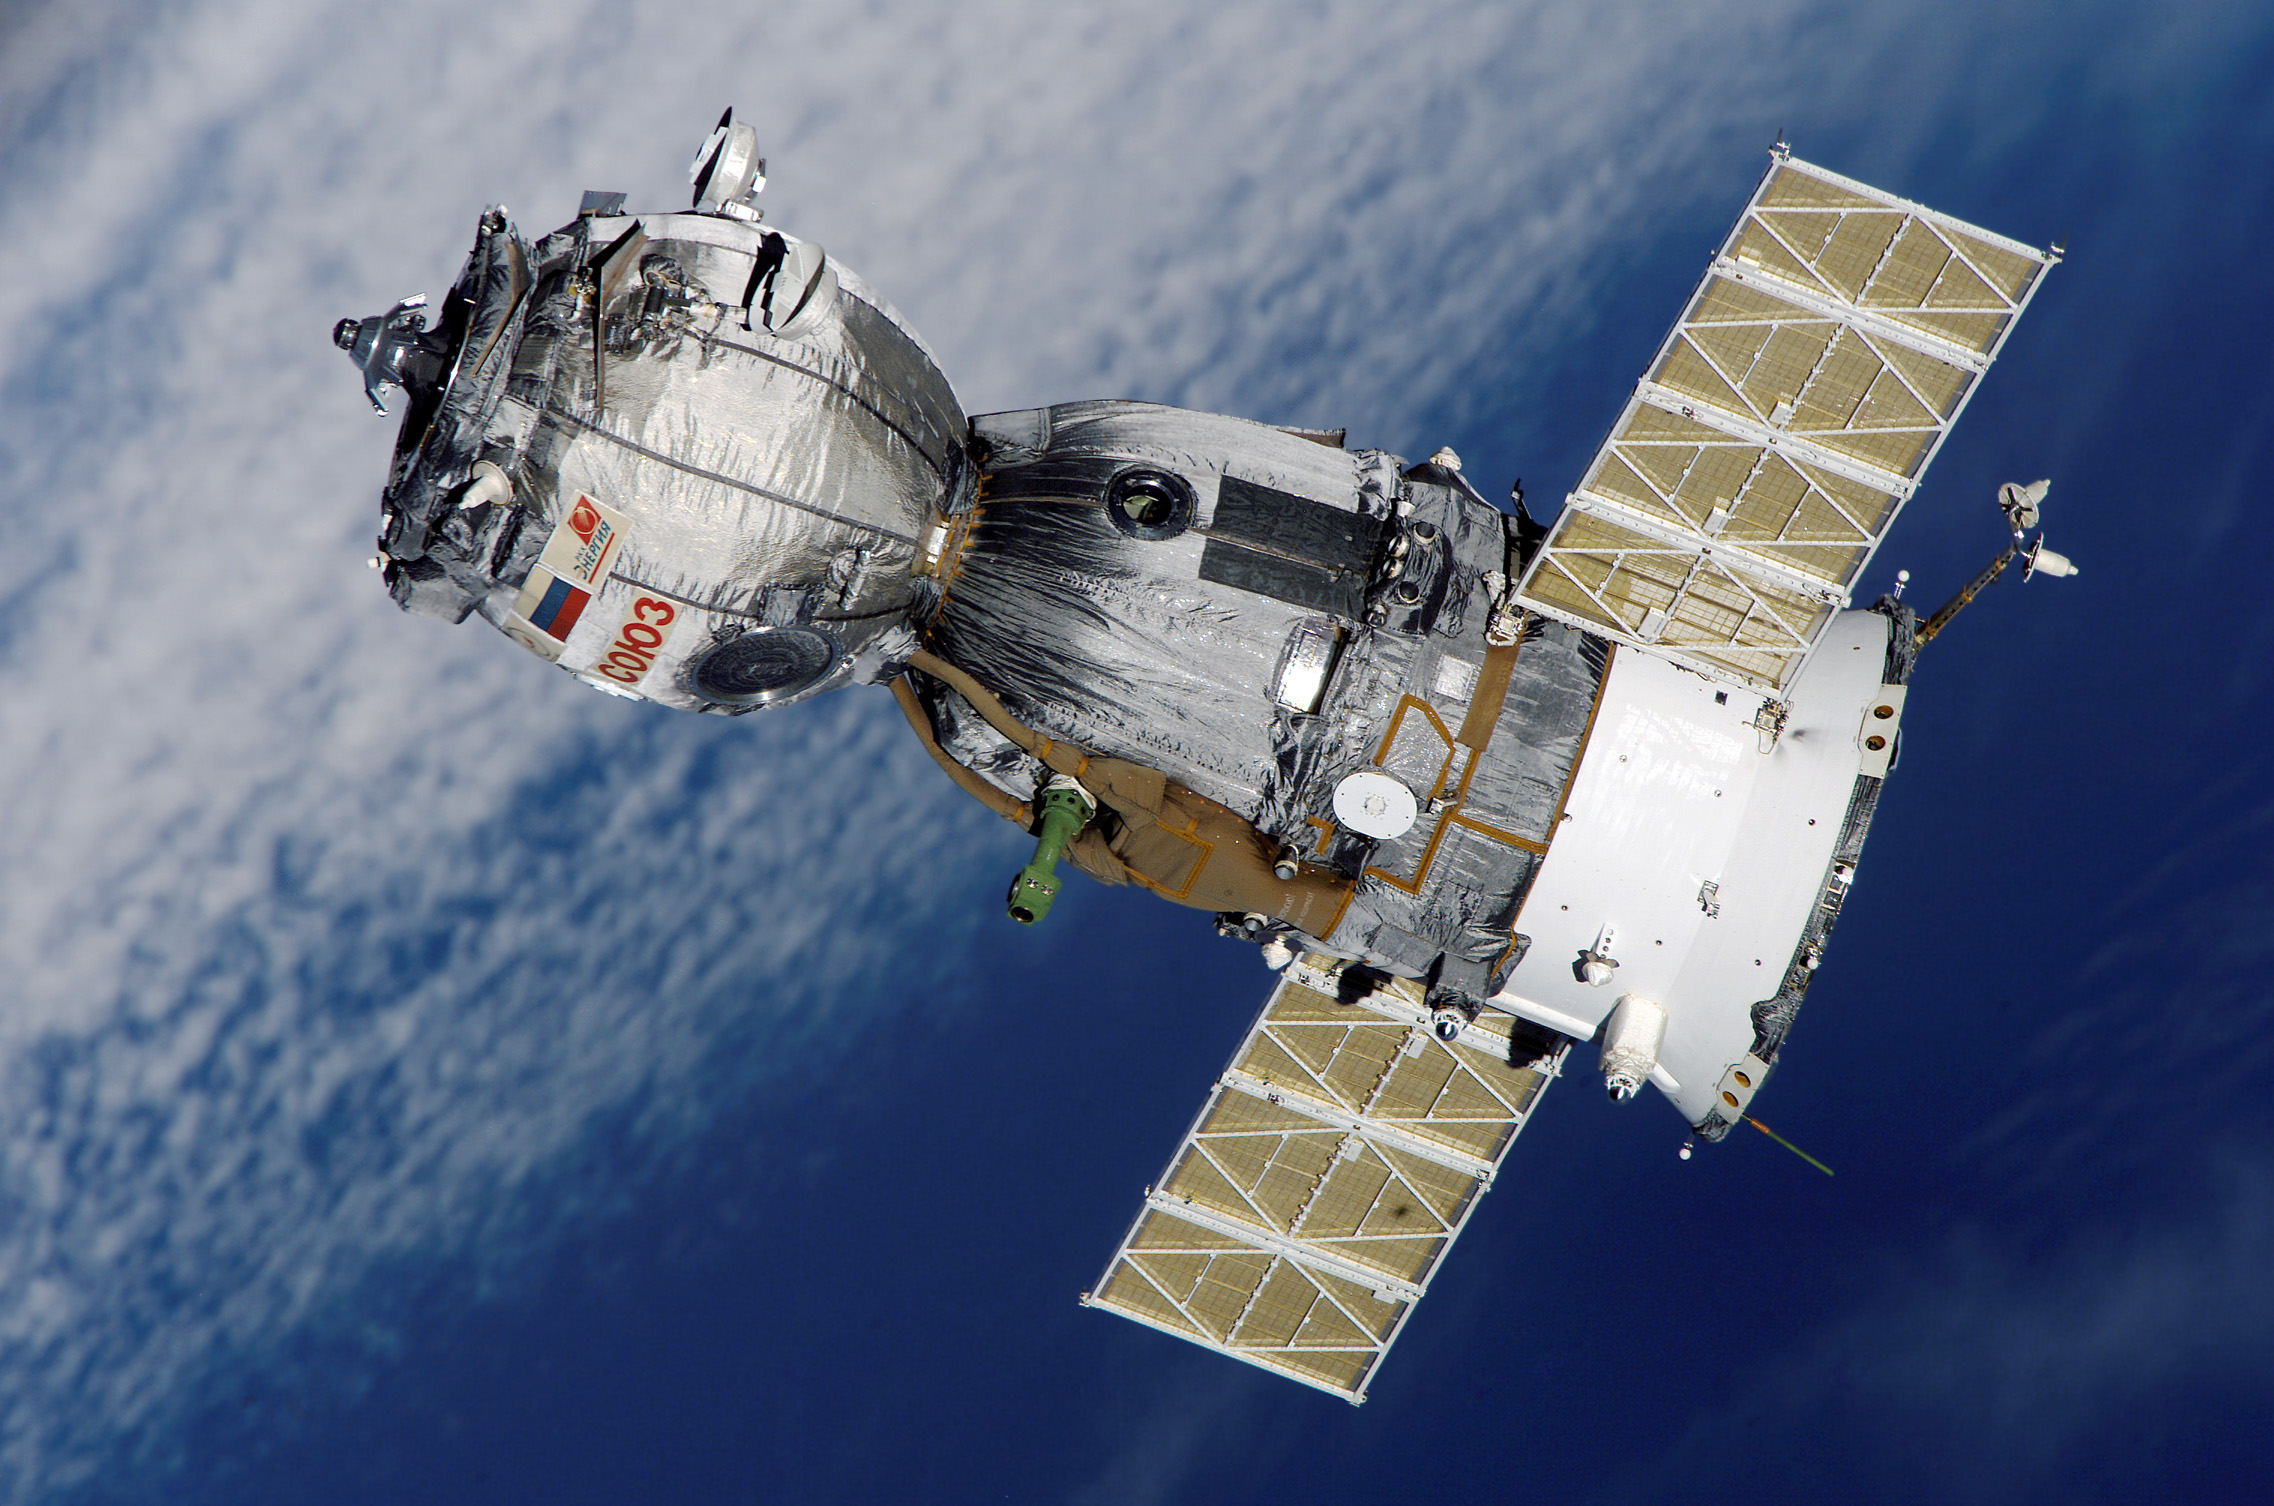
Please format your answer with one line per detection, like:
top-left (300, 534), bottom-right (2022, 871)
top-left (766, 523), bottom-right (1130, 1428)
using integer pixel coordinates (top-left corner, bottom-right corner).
top-left (1084, 958), bottom-right (1566, 1403)
top-left (1514, 149), bottom-right (2059, 692)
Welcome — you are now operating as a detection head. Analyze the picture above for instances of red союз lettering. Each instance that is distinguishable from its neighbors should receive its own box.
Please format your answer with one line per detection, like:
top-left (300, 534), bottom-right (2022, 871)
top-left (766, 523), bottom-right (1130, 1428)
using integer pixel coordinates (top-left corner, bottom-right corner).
top-left (598, 596), bottom-right (677, 684)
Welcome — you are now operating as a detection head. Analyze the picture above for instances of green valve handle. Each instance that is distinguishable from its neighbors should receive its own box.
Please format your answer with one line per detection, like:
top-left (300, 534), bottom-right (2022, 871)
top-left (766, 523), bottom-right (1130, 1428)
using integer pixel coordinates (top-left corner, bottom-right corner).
top-left (1007, 779), bottom-right (1095, 925)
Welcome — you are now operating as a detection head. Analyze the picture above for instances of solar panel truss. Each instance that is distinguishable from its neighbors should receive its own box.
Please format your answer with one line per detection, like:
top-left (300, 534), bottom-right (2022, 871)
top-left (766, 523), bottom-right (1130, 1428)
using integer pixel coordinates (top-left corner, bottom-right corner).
top-left (1084, 958), bottom-right (1567, 1403)
top-left (1515, 148), bottom-right (2059, 693)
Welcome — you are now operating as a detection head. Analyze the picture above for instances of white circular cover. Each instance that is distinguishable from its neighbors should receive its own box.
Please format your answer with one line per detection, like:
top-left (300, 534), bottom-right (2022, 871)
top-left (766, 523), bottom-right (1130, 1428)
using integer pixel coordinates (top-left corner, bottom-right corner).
top-left (1332, 770), bottom-right (1419, 840)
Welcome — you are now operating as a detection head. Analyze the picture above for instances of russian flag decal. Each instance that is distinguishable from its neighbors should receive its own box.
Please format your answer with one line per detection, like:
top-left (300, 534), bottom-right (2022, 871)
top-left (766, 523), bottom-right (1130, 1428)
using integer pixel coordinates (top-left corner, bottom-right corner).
top-left (522, 570), bottom-right (592, 639)
top-left (502, 492), bottom-right (634, 662)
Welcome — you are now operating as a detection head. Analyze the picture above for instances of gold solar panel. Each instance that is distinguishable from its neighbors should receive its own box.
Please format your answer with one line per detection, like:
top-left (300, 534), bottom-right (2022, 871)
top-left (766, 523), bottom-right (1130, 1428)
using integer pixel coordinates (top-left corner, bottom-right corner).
top-left (1516, 149), bottom-right (2057, 692)
top-left (1084, 958), bottom-right (1566, 1403)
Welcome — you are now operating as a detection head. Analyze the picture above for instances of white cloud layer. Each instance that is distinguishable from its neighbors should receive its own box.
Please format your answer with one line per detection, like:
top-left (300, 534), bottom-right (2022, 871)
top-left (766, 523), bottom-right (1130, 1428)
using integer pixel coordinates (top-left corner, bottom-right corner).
top-left (0, 0), bottom-right (2267, 1497)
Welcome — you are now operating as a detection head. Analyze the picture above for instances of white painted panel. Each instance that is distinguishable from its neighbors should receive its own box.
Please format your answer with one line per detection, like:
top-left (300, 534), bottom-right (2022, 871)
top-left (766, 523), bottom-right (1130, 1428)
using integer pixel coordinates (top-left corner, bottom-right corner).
top-left (1656, 611), bottom-right (1889, 1119)
top-left (1495, 610), bottom-right (1891, 1122)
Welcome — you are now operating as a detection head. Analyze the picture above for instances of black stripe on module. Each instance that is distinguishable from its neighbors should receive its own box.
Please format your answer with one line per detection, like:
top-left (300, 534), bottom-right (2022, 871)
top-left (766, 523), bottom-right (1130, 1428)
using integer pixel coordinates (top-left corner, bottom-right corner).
top-left (1197, 475), bottom-right (1381, 619)
top-left (1209, 475), bottom-right (1383, 568)
top-left (1198, 540), bottom-right (1365, 619)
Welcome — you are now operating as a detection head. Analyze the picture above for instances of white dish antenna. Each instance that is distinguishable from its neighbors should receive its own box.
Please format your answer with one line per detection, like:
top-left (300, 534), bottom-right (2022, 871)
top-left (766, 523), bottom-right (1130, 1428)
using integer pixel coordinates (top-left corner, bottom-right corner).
top-left (1333, 770), bottom-right (1418, 839)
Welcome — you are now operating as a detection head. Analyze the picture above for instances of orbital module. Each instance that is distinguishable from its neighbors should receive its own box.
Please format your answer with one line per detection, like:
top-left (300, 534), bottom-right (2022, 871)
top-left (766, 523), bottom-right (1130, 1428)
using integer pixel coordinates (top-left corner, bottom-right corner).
top-left (336, 112), bottom-right (2066, 1400)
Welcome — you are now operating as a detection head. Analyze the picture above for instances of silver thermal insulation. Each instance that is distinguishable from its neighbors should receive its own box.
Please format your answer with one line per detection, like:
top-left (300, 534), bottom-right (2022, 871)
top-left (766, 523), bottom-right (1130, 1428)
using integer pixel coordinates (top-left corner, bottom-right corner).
top-left (917, 681), bottom-right (1044, 802)
top-left (1324, 617), bottom-right (1606, 1004)
top-left (368, 204), bottom-right (971, 710)
top-left (368, 210), bottom-right (535, 622)
top-left (371, 217), bottom-right (1611, 1006)
top-left (927, 405), bottom-right (1609, 1003)
top-left (932, 402), bottom-right (1399, 817)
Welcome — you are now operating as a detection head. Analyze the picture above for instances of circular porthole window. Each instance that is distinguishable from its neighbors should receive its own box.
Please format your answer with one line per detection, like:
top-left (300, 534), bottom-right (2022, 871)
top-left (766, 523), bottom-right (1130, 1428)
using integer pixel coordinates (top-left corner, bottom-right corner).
top-left (688, 625), bottom-right (840, 707)
top-left (1103, 468), bottom-right (1196, 541)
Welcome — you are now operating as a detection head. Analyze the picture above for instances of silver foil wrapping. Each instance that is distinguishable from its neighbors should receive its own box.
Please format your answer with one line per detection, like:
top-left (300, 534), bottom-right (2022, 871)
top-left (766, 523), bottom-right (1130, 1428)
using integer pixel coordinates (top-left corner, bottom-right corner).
top-left (373, 203), bottom-right (970, 710)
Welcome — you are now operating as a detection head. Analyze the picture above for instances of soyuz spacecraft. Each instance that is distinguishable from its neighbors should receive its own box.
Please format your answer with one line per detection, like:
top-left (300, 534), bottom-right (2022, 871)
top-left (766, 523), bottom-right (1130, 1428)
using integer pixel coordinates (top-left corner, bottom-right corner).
top-left (336, 112), bottom-right (2067, 1401)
